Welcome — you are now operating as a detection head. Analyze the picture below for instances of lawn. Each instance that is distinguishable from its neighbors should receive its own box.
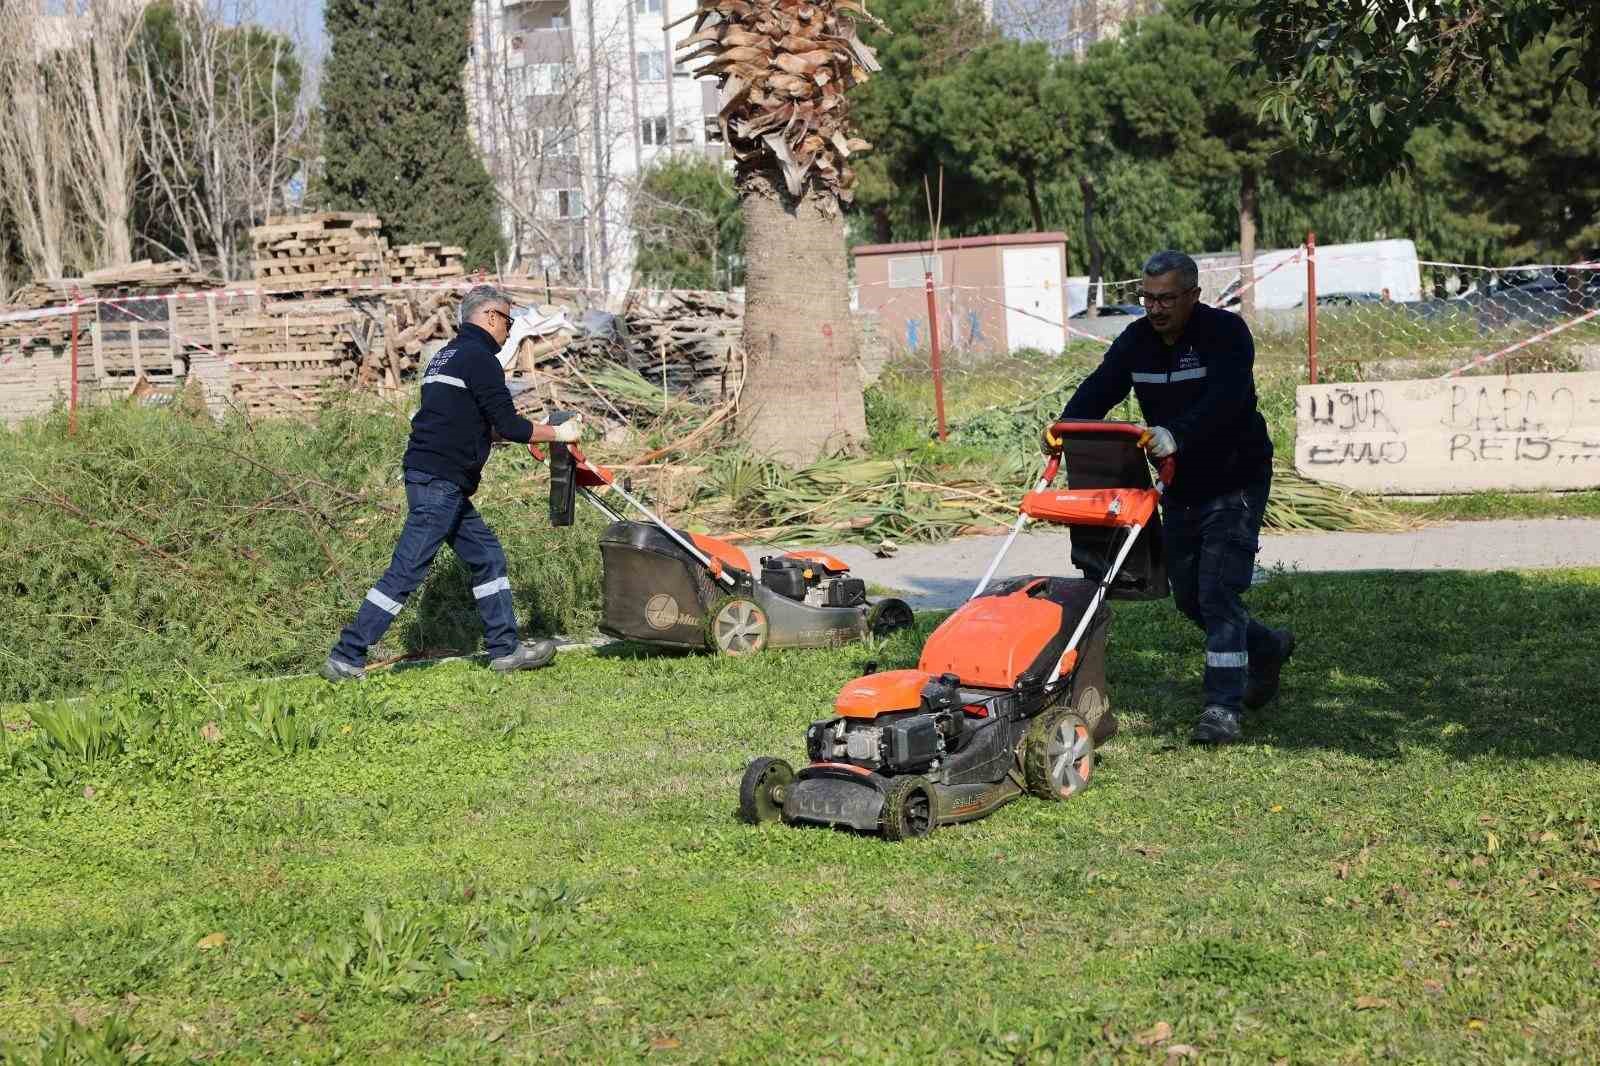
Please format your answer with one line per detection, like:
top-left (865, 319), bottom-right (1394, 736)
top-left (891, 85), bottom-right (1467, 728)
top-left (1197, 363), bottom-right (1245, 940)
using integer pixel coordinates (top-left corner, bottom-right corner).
top-left (4, 567), bottom-right (1599, 1064)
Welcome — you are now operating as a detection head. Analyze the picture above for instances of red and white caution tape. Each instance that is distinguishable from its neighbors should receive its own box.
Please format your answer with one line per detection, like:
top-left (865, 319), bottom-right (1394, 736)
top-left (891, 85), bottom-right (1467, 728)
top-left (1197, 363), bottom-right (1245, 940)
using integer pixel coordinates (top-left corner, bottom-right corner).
top-left (1440, 306), bottom-right (1600, 378)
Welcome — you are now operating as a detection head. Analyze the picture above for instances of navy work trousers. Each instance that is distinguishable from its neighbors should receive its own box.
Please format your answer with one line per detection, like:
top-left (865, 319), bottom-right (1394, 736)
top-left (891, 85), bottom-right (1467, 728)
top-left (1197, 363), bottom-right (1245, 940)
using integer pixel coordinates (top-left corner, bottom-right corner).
top-left (331, 470), bottom-right (519, 667)
top-left (1161, 466), bottom-right (1278, 710)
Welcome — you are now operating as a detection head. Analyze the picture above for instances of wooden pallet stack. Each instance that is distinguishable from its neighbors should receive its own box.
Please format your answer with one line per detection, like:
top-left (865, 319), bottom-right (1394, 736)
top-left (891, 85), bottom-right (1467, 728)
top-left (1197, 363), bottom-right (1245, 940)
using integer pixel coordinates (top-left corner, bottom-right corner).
top-left (224, 297), bottom-right (366, 417)
top-left (0, 261), bottom-right (223, 423)
top-left (250, 212), bottom-right (386, 293)
top-left (385, 243), bottom-right (466, 283)
top-left (575, 289), bottom-right (741, 398)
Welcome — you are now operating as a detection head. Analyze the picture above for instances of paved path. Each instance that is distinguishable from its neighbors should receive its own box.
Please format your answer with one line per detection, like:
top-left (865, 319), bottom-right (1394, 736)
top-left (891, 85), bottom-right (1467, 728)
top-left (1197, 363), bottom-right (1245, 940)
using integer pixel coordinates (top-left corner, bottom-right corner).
top-left (815, 518), bottom-right (1600, 609)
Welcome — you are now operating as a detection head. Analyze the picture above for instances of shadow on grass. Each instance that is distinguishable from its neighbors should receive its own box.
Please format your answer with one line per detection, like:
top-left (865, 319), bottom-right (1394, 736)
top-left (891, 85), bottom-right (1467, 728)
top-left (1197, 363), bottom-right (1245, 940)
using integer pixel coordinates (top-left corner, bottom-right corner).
top-left (1104, 569), bottom-right (1600, 761)
top-left (770, 568), bottom-right (1599, 765)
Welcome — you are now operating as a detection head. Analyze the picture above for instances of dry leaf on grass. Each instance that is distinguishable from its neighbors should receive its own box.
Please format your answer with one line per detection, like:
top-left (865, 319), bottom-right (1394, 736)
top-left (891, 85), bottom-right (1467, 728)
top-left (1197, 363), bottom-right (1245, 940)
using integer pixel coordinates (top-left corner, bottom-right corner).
top-left (1135, 1021), bottom-right (1173, 1046)
top-left (1166, 1045), bottom-right (1199, 1063)
top-left (650, 1036), bottom-right (682, 1051)
top-left (1353, 995), bottom-right (1390, 1010)
top-left (196, 932), bottom-right (227, 950)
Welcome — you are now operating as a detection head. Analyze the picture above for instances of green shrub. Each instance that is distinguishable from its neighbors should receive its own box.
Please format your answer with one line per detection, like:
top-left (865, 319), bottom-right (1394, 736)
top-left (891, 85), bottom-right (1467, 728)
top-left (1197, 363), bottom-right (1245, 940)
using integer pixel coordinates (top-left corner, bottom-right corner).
top-left (0, 400), bottom-right (603, 703)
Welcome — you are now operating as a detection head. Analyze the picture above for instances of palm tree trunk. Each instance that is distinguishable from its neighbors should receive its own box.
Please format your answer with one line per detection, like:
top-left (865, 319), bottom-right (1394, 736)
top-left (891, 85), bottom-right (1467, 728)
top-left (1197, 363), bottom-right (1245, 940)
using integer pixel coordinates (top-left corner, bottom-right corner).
top-left (737, 173), bottom-right (866, 465)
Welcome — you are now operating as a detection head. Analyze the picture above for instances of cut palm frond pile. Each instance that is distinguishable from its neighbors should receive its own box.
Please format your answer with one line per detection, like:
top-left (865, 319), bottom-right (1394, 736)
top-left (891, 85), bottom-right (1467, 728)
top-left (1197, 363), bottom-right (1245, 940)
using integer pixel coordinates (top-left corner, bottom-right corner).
top-left (674, 449), bottom-right (1031, 543)
top-left (1266, 464), bottom-right (1418, 533)
top-left (674, 0), bottom-right (884, 202)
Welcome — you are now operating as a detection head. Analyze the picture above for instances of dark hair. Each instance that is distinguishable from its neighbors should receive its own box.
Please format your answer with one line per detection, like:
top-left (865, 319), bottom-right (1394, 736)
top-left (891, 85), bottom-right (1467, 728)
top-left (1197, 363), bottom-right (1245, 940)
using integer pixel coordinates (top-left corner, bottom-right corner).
top-left (1142, 250), bottom-right (1199, 290)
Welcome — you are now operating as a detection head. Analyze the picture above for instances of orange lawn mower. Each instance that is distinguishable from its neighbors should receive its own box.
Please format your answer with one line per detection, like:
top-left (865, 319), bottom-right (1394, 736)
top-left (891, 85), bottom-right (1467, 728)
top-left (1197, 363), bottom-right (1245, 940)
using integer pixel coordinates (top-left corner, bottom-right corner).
top-left (532, 420), bottom-right (915, 656)
top-left (737, 420), bottom-right (1174, 839)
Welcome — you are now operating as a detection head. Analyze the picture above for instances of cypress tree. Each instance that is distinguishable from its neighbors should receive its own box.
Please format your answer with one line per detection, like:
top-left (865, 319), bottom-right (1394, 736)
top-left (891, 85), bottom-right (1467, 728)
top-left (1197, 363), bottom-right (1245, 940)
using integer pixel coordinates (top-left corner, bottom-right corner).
top-left (321, 0), bottom-right (504, 268)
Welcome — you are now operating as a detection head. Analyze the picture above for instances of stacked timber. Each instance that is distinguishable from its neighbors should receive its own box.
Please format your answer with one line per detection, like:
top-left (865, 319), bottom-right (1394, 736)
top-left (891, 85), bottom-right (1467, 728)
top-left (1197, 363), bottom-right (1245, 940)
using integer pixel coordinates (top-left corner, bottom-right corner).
top-left (386, 243), bottom-right (466, 283)
top-left (565, 289), bottom-right (741, 398)
top-left (0, 261), bottom-right (223, 423)
top-left (250, 213), bottom-right (386, 293)
top-left (224, 297), bottom-right (365, 417)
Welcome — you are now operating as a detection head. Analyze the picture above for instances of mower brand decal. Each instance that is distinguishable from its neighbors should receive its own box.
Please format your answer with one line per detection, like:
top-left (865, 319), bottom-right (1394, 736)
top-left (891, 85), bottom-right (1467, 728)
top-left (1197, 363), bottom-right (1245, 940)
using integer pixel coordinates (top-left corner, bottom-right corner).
top-left (643, 594), bottom-right (680, 630)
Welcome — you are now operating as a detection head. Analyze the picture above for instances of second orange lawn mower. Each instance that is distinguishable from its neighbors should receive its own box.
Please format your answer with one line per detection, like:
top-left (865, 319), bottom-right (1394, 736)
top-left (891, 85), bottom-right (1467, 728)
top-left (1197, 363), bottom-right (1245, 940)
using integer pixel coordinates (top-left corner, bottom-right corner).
top-left (737, 420), bottom-right (1173, 839)
top-left (533, 419), bottom-right (914, 656)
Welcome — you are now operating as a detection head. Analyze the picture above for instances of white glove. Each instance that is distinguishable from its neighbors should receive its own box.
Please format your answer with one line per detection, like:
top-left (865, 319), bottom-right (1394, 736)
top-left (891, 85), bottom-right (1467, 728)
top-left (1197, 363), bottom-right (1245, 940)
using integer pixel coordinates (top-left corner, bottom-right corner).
top-left (548, 416), bottom-right (584, 443)
top-left (1140, 426), bottom-right (1177, 458)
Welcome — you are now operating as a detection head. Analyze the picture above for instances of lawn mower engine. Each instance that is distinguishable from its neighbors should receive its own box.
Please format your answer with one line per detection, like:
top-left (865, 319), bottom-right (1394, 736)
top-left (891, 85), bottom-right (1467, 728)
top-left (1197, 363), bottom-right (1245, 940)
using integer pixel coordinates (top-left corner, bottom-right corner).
top-left (597, 520), bottom-right (913, 655)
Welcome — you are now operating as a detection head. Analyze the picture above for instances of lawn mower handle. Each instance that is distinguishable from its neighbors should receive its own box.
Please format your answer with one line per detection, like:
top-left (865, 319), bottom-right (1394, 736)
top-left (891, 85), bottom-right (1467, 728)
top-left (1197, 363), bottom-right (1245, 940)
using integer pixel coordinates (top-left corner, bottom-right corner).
top-left (1041, 420), bottom-right (1176, 489)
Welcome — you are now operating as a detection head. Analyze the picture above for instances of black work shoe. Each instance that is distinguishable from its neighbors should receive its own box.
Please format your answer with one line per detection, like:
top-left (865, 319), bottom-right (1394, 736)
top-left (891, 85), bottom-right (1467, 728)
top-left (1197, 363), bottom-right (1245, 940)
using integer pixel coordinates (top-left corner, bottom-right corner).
top-left (1243, 628), bottom-right (1296, 711)
top-left (1192, 705), bottom-right (1244, 744)
top-left (321, 656), bottom-right (366, 683)
top-left (489, 639), bottom-right (559, 673)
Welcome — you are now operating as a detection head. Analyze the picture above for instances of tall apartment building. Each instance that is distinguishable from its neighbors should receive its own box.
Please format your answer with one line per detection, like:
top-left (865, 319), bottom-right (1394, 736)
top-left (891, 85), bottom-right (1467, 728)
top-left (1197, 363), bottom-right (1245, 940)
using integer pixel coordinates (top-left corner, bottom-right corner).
top-left (992, 0), bottom-right (1161, 56)
top-left (467, 0), bottom-right (727, 294)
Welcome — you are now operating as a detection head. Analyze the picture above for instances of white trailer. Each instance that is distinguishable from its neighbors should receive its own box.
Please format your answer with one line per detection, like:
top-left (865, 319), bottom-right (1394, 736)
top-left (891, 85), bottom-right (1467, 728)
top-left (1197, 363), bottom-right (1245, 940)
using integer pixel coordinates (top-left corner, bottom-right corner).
top-left (1214, 238), bottom-right (1423, 310)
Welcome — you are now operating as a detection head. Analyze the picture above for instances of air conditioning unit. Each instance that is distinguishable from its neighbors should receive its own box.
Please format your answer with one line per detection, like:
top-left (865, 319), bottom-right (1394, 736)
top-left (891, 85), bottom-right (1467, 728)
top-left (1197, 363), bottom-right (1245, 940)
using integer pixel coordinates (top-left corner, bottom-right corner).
top-left (674, 123), bottom-right (696, 143)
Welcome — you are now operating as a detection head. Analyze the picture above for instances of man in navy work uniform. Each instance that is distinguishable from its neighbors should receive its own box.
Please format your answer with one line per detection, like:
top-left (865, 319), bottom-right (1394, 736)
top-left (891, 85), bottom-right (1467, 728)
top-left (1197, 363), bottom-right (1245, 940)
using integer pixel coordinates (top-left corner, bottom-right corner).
top-left (1045, 250), bottom-right (1294, 744)
top-left (323, 284), bottom-right (584, 682)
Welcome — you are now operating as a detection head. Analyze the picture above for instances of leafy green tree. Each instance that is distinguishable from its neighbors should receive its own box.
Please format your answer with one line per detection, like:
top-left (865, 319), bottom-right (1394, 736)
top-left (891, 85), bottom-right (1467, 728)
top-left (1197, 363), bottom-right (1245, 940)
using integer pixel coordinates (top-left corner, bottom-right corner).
top-left (1092, 12), bottom-right (1315, 314)
top-left (320, 0), bottom-right (503, 267)
top-left (633, 156), bottom-right (744, 290)
top-left (850, 0), bottom-right (997, 244)
top-left (911, 41), bottom-right (1073, 233)
top-left (1190, 0), bottom-right (1599, 163)
top-left (1417, 32), bottom-right (1600, 262)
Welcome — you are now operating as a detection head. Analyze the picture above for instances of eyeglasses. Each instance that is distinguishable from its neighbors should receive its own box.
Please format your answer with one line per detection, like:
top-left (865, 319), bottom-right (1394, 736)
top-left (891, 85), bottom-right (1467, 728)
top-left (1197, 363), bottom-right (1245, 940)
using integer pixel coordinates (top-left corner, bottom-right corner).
top-left (485, 308), bottom-right (512, 327)
top-left (1135, 288), bottom-right (1197, 309)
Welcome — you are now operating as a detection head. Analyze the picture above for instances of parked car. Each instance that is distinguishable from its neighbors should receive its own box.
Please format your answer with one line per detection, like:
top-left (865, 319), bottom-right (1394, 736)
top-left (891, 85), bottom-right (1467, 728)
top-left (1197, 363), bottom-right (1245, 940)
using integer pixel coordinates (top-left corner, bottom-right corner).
top-left (1070, 303), bottom-right (1145, 319)
top-left (1314, 291), bottom-right (1387, 307)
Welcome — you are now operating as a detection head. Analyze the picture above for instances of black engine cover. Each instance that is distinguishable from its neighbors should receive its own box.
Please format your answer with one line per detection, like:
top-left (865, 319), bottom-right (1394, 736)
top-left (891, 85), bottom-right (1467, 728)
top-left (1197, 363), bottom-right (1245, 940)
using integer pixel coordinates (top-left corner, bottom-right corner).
top-left (886, 715), bottom-right (941, 771)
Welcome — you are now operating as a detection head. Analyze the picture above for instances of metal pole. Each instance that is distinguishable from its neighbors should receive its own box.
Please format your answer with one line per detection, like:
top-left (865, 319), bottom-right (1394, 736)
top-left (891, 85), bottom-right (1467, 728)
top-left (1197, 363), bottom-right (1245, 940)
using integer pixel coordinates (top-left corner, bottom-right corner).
top-left (925, 270), bottom-right (947, 441)
top-left (1306, 230), bottom-right (1319, 384)
top-left (68, 304), bottom-right (80, 436)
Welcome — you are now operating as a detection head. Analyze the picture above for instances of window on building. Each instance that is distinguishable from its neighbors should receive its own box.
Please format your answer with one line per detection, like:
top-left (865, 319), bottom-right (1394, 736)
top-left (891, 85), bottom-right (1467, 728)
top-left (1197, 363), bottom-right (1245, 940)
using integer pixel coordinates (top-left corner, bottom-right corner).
top-left (526, 62), bottom-right (568, 96)
top-left (636, 0), bottom-right (661, 12)
top-left (636, 50), bottom-right (665, 82)
top-left (540, 126), bottom-right (577, 157)
top-left (556, 188), bottom-right (584, 219)
top-left (641, 116), bottom-right (668, 146)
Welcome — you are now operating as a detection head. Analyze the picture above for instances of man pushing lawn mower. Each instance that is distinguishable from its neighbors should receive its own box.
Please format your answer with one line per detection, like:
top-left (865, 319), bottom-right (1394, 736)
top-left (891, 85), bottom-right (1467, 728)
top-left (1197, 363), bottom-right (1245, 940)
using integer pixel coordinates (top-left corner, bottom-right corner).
top-left (322, 285), bottom-right (584, 682)
top-left (1049, 250), bottom-right (1295, 744)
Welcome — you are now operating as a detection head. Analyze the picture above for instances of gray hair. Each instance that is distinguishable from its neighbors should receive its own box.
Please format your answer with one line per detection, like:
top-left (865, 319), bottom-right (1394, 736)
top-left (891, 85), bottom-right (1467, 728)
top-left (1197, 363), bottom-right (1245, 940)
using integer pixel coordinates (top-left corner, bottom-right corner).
top-left (1142, 250), bottom-right (1199, 291)
top-left (459, 284), bottom-right (512, 326)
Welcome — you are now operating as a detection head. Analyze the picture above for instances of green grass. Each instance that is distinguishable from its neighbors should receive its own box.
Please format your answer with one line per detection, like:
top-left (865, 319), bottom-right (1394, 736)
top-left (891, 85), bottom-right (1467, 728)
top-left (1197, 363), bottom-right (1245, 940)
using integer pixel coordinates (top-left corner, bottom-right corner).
top-left (4, 568), bottom-right (1599, 1063)
top-left (1390, 491), bottom-right (1600, 521)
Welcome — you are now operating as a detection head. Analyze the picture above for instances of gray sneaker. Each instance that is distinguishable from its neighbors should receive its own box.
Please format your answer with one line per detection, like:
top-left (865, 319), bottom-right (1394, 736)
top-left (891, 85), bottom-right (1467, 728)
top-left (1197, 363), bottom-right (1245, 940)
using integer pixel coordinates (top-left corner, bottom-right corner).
top-left (321, 656), bottom-right (366, 683)
top-left (489, 639), bottom-right (558, 673)
top-left (1192, 705), bottom-right (1243, 745)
